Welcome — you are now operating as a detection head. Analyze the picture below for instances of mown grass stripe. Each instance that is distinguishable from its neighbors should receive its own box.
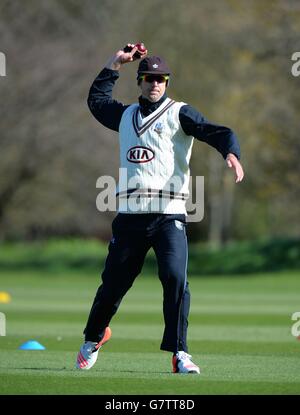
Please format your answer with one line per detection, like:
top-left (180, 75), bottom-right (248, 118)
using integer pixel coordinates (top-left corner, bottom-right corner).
top-left (0, 271), bottom-right (300, 394)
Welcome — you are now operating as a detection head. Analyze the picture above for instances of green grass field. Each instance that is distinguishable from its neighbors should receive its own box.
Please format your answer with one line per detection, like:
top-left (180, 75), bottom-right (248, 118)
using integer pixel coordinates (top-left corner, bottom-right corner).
top-left (0, 270), bottom-right (300, 395)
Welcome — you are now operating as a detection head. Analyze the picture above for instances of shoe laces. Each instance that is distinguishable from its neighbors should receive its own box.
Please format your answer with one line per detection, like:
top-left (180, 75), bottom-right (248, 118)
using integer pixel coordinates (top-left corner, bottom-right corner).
top-left (83, 341), bottom-right (98, 353)
top-left (177, 351), bottom-right (192, 361)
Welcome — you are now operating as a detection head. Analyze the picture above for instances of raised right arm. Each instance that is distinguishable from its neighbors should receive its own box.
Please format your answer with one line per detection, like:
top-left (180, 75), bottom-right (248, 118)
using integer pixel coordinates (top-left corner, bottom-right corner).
top-left (87, 44), bottom-right (147, 132)
top-left (87, 68), bottom-right (127, 132)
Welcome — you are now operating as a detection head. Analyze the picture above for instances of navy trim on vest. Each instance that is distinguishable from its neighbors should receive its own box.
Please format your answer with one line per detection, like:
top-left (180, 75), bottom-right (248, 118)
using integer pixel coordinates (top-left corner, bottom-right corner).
top-left (132, 100), bottom-right (176, 137)
top-left (116, 188), bottom-right (188, 201)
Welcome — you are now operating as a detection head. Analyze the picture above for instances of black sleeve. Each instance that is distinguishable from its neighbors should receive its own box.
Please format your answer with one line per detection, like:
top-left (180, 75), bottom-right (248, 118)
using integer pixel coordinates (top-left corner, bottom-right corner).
top-left (179, 104), bottom-right (241, 159)
top-left (87, 68), bottom-right (129, 132)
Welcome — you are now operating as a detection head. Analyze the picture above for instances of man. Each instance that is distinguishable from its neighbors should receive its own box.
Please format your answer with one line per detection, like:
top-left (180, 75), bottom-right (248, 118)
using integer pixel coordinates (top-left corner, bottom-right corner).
top-left (76, 44), bottom-right (244, 374)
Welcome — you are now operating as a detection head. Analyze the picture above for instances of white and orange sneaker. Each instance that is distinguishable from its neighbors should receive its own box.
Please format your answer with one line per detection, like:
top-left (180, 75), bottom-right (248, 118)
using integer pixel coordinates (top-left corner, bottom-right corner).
top-left (76, 327), bottom-right (111, 370)
top-left (172, 351), bottom-right (200, 374)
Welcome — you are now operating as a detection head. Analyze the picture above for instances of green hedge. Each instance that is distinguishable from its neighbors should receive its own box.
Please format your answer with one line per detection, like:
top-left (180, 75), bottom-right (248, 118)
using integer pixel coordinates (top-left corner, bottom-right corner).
top-left (0, 239), bottom-right (106, 272)
top-left (188, 238), bottom-right (300, 275)
top-left (0, 237), bottom-right (299, 275)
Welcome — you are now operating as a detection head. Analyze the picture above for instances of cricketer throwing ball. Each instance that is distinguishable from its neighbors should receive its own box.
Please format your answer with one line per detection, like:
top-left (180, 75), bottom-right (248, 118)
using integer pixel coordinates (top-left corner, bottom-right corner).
top-left (76, 43), bottom-right (244, 374)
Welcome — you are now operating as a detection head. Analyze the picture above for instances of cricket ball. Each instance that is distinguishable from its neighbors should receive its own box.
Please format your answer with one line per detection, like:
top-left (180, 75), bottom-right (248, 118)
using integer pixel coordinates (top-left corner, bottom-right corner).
top-left (136, 43), bottom-right (146, 53)
top-left (134, 43), bottom-right (146, 58)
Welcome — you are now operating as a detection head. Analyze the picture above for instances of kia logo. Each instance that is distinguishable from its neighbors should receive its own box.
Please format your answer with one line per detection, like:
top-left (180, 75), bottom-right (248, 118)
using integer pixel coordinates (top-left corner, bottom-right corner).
top-left (126, 146), bottom-right (154, 163)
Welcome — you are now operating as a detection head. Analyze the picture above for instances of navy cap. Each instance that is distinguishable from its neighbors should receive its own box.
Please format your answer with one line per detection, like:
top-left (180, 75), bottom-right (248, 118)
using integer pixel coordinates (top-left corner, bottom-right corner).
top-left (137, 56), bottom-right (171, 76)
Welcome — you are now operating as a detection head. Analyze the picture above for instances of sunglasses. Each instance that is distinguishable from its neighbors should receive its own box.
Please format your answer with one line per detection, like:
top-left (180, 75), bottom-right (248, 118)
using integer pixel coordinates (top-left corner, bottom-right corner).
top-left (139, 74), bottom-right (169, 83)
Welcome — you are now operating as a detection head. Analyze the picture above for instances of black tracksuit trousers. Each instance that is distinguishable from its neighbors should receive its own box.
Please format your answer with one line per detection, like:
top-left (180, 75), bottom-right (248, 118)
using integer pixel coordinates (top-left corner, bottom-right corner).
top-left (84, 213), bottom-right (190, 353)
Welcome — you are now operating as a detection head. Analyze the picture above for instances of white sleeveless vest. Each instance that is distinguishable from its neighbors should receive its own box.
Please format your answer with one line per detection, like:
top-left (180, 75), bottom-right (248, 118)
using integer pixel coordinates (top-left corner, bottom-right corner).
top-left (117, 98), bottom-right (194, 214)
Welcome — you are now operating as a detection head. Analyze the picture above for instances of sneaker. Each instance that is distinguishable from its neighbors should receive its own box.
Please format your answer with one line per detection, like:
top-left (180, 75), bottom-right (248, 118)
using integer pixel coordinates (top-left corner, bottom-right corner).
top-left (76, 326), bottom-right (111, 370)
top-left (172, 351), bottom-right (200, 374)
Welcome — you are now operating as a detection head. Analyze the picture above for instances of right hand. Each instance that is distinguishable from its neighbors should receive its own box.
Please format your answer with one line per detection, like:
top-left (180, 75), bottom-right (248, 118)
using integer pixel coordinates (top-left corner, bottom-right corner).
top-left (105, 43), bottom-right (147, 71)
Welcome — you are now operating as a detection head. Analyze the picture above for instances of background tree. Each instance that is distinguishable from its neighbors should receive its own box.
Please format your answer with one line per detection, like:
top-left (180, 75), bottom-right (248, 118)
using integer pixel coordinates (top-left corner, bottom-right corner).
top-left (0, 0), bottom-right (299, 243)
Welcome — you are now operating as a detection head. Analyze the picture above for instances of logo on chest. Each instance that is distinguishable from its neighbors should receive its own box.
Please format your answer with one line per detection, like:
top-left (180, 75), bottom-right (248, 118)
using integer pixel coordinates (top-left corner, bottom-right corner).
top-left (154, 122), bottom-right (164, 135)
top-left (126, 146), bottom-right (155, 163)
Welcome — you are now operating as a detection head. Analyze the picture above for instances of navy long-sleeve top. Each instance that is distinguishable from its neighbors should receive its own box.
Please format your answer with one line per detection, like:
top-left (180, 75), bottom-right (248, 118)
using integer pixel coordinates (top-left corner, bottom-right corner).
top-left (87, 68), bottom-right (241, 160)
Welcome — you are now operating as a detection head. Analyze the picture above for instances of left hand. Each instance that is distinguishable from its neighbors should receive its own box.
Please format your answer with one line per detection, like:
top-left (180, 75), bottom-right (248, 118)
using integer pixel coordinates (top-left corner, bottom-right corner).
top-left (226, 153), bottom-right (244, 183)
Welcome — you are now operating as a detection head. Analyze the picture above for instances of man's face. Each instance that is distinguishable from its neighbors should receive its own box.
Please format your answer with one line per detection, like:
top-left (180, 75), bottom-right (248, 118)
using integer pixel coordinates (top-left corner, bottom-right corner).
top-left (139, 74), bottom-right (168, 102)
